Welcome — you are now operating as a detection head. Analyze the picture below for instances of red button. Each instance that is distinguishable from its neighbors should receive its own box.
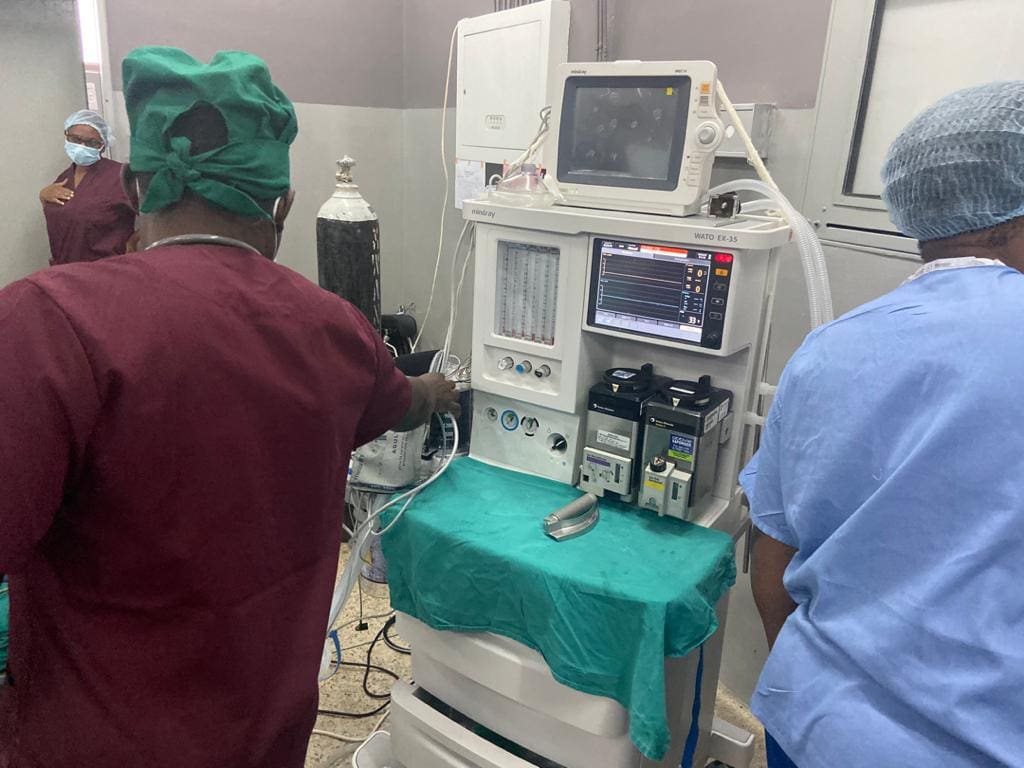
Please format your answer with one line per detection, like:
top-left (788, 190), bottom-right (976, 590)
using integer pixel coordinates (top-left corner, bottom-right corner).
top-left (714, 253), bottom-right (734, 263)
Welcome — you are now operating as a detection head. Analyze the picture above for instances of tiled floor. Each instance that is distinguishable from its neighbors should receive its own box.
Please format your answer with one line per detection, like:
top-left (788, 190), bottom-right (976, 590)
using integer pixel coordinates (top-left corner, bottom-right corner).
top-left (306, 550), bottom-right (767, 768)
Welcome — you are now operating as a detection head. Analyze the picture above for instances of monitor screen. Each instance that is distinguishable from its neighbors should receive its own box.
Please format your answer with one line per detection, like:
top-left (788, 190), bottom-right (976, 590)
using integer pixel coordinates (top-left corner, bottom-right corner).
top-left (587, 238), bottom-right (733, 349)
top-left (557, 76), bottom-right (690, 191)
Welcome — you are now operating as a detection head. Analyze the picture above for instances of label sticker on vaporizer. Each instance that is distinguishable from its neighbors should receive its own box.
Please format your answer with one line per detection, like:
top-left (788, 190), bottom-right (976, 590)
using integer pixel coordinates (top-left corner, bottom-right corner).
top-left (596, 429), bottom-right (631, 452)
top-left (709, 400), bottom-right (729, 432)
top-left (705, 407), bottom-right (720, 433)
top-left (668, 433), bottom-right (695, 464)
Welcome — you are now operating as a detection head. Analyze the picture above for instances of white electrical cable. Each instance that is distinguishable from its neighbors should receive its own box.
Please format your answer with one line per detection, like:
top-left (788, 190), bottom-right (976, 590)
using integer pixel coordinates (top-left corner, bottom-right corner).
top-left (436, 222), bottom-right (474, 370)
top-left (412, 22), bottom-right (460, 352)
top-left (310, 728), bottom-right (367, 744)
top-left (715, 81), bottom-right (779, 192)
top-left (370, 414), bottom-right (459, 538)
top-left (440, 224), bottom-right (476, 369)
top-left (450, 230), bottom-right (476, 343)
top-left (498, 106), bottom-right (552, 183)
top-left (339, 638), bottom-right (376, 654)
top-left (310, 711), bottom-right (390, 745)
top-left (321, 411), bottom-right (461, 644)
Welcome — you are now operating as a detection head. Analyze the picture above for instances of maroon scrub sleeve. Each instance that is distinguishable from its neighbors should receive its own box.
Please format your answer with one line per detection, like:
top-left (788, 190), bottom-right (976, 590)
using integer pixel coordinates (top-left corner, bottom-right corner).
top-left (351, 311), bottom-right (412, 447)
top-left (0, 282), bottom-right (100, 573)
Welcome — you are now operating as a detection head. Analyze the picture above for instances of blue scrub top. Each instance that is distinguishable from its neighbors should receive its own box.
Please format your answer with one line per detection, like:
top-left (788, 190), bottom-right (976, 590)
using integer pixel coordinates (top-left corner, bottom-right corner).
top-left (742, 263), bottom-right (1024, 767)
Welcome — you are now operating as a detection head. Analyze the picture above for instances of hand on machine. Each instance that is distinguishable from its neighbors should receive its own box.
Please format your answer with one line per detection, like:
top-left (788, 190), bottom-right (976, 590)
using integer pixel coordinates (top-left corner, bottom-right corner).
top-left (417, 372), bottom-right (462, 421)
top-left (389, 372), bottom-right (461, 433)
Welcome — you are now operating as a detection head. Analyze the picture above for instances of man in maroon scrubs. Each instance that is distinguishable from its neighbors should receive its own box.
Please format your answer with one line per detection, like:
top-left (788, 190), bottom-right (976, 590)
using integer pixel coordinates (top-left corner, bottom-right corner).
top-left (0, 47), bottom-right (457, 767)
top-left (40, 110), bottom-right (136, 264)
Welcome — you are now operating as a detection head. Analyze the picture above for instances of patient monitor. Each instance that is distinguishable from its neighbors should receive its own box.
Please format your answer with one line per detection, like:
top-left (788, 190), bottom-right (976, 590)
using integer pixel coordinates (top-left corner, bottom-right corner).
top-left (549, 61), bottom-right (726, 217)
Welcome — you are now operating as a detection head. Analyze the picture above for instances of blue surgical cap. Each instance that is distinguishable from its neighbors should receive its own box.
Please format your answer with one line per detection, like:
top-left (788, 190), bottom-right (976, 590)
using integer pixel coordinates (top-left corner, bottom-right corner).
top-left (64, 109), bottom-right (112, 147)
top-left (881, 81), bottom-right (1024, 242)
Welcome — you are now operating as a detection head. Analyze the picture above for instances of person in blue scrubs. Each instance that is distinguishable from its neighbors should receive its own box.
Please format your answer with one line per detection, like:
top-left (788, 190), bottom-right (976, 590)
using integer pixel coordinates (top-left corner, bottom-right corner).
top-left (743, 81), bottom-right (1024, 767)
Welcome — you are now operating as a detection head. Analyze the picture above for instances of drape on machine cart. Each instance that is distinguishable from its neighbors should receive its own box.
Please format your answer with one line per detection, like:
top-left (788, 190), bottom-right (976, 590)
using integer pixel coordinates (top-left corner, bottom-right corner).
top-left (383, 457), bottom-right (736, 759)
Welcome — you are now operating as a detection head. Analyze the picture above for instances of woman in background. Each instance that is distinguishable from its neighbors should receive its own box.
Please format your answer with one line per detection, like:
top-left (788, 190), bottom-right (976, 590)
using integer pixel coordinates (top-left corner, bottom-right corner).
top-left (39, 109), bottom-right (136, 264)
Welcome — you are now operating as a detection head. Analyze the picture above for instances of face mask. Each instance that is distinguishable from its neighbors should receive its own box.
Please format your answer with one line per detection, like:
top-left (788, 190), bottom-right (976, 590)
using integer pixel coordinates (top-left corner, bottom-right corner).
top-left (65, 140), bottom-right (102, 167)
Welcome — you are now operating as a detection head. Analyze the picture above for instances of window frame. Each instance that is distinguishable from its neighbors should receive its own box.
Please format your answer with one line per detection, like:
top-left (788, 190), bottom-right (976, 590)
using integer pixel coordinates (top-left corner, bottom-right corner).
top-left (802, 0), bottom-right (919, 258)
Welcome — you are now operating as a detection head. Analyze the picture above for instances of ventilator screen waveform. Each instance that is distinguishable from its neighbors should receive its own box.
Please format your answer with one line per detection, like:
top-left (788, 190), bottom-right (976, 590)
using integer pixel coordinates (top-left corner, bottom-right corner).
top-left (592, 241), bottom-right (710, 343)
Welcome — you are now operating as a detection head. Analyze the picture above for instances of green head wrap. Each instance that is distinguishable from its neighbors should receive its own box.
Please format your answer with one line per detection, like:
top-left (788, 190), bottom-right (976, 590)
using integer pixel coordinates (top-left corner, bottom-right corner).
top-left (123, 46), bottom-right (298, 220)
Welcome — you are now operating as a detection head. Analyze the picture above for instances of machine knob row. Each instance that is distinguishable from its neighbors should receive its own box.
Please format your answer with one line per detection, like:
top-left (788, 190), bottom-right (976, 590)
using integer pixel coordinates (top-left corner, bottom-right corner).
top-left (498, 357), bottom-right (551, 378)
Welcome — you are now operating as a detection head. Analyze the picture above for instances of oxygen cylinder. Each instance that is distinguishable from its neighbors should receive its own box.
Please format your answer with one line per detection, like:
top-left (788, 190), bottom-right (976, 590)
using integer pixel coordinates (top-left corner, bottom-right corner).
top-left (316, 156), bottom-right (381, 330)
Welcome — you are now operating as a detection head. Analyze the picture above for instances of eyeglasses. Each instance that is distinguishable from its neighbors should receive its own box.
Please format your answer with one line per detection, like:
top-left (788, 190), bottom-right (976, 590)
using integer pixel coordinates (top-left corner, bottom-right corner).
top-left (65, 132), bottom-right (104, 150)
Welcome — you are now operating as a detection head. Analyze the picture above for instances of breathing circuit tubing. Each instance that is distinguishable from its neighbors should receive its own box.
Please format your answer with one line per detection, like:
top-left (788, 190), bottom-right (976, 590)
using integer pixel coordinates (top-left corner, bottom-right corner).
top-left (714, 82), bottom-right (834, 328)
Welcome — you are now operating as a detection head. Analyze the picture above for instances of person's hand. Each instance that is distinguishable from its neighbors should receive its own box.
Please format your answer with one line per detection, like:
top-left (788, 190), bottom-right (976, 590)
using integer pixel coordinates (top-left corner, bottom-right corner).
top-left (40, 180), bottom-right (73, 206)
top-left (420, 372), bottom-right (461, 418)
top-left (395, 373), bottom-right (462, 431)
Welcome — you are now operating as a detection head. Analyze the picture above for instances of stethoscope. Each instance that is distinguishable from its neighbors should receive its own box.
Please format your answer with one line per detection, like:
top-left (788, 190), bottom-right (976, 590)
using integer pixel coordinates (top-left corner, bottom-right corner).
top-left (140, 192), bottom-right (282, 258)
top-left (144, 234), bottom-right (264, 257)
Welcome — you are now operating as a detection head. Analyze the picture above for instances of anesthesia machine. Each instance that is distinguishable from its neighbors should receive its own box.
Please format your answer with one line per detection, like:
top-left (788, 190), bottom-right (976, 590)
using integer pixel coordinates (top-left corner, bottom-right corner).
top-left (381, 45), bottom-right (825, 768)
top-left (466, 59), bottom-right (791, 535)
top-left (329, 5), bottom-right (836, 767)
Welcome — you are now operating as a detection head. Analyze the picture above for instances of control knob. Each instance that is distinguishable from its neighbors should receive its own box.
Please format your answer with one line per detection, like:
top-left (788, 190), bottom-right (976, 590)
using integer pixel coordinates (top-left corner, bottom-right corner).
top-left (696, 122), bottom-right (720, 147)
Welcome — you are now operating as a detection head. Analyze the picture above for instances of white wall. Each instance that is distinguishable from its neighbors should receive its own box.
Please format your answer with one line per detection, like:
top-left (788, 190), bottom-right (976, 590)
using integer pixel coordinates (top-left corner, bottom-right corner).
top-left (1, 0), bottom-right (86, 287)
top-left (275, 103), bottom-right (404, 288)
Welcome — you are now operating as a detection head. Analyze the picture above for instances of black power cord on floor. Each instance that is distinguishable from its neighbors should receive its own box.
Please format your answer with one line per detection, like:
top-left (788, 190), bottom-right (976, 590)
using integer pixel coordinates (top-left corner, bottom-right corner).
top-left (318, 616), bottom-right (401, 719)
top-left (355, 578), bottom-right (370, 632)
top-left (382, 616), bottom-right (411, 655)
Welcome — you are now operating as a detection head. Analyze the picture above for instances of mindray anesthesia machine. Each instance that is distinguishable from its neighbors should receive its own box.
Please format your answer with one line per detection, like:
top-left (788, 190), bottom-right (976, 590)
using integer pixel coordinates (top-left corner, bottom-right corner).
top-left (465, 60), bottom-right (790, 526)
top-left (385, 55), bottom-right (829, 768)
